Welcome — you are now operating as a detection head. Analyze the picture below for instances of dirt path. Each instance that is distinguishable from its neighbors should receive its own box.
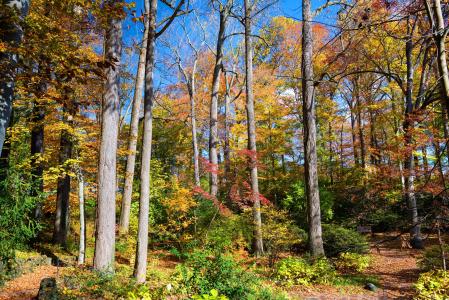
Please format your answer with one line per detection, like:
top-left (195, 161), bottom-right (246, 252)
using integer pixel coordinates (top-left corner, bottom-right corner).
top-left (0, 265), bottom-right (59, 300)
top-left (366, 241), bottom-right (421, 299)
top-left (292, 235), bottom-right (422, 300)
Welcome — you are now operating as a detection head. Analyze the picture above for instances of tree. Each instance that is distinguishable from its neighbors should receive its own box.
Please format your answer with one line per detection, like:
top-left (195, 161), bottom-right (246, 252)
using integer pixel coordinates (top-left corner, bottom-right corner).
top-left (301, 0), bottom-right (325, 257)
top-left (244, 0), bottom-right (263, 257)
top-left (119, 1), bottom-right (149, 235)
top-left (134, 0), bottom-right (185, 283)
top-left (94, 0), bottom-right (123, 273)
top-left (208, 1), bottom-right (231, 198)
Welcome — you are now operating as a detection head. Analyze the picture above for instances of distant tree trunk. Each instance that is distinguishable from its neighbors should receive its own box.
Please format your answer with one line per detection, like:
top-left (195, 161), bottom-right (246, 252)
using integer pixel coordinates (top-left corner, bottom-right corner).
top-left (31, 101), bottom-right (45, 219)
top-left (94, 1), bottom-right (122, 273)
top-left (77, 170), bottom-right (85, 265)
top-left (53, 125), bottom-right (73, 247)
top-left (209, 6), bottom-right (227, 198)
top-left (178, 56), bottom-right (200, 187)
top-left (355, 79), bottom-right (366, 169)
top-left (350, 107), bottom-right (359, 166)
top-left (404, 24), bottom-right (422, 248)
top-left (244, 0), bottom-right (263, 257)
top-left (224, 78), bottom-right (232, 189)
top-left (0, 0), bottom-right (29, 155)
top-left (134, 0), bottom-right (156, 283)
top-left (189, 61), bottom-right (200, 187)
top-left (119, 4), bottom-right (149, 235)
top-left (301, 0), bottom-right (325, 257)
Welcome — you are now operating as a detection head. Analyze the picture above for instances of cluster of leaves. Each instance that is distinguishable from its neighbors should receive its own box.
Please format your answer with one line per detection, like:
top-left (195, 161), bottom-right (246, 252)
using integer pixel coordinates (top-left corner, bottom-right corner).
top-left (415, 270), bottom-right (449, 300)
top-left (172, 250), bottom-right (259, 299)
top-left (281, 181), bottom-right (334, 228)
top-left (274, 256), bottom-right (337, 286)
top-left (0, 132), bottom-right (42, 267)
top-left (60, 267), bottom-right (167, 300)
top-left (171, 249), bottom-right (288, 300)
top-left (322, 224), bottom-right (369, 257)
top-left (334, 252), bottom-right (372, 273)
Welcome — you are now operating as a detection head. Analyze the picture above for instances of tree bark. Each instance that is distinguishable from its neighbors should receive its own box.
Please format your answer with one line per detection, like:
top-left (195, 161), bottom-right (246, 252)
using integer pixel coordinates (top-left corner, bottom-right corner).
top-left (244, 0), bottom-right (263, 257)
top-left (403, 24), bottom-right (422, 248)
top-left (77, 170), bottom-right (86, 265)
top-left (119, 3), bottom-right (149, 235)
top-left (209, 5), bottom-right (227, 197)
top-left (31, 100), bottom-right (45, 219)
top-left (0, 0), bottom-right (29, 155)
top-left (301, 0), bottom-right (325, 257)
top-left (94, 1), bottom-right (122, 273)
top-left (189, 61), bottom-right (200, 187)
top-left (134, 0), bottom-right (156, 283)
top-left (53, 126), bottom-right (72, 247)
top-left (425, 0), bottom-right (449, 112)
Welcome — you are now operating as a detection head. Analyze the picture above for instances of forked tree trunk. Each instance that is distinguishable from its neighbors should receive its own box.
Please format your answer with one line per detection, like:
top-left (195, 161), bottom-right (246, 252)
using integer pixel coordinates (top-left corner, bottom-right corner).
top-left (94, 1), bottom-right (122, 273)
top-left (209, 6), bottom-right (227, 197)
top-left (134, 0), bottom-right (156, 283)
top-left (244, 0), bottom-right (263, 257)
top-left (301, 0), bottom-right (324, 257)
top-left (119, 4), bottom-right (149, 235)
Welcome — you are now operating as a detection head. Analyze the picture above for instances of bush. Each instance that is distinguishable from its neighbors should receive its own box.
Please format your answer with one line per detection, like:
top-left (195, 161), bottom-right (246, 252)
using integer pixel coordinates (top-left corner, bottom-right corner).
top-left (192, 289), bottom-right (229, 300)
top-left (415, 270), bottom-right (449, 300)
top-left (322, 224), bottom-right (369, 257)
top-left (274, 257), bottom-right (336, 286)
top-left (281, 181), bottom-right (334, 228)
top-left (204, 214), bottom-right (252, 253)
top-left (173, 250), bottom-right (260, 299)
top-left (418, 245), bottom-right (449, 271)
top-left (259, 208), bottom-right (306, 265)
top-left (365, 210), bottom-right (402, 232)
top-left (334, 252), bottom-right (371, 273)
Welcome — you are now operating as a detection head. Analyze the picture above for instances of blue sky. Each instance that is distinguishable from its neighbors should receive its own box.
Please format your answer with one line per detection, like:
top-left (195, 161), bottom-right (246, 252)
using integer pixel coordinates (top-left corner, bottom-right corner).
top-left (119, 0), bottom-right (339, 120)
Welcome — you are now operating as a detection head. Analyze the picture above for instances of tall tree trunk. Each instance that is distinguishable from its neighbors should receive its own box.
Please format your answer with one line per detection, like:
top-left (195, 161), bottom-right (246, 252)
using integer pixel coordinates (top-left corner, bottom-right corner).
top-left (94, 1), bottom-right (122, 273)
top-left (355, 79), bottom-right (366, 169)
top-left (209, 6), bottom-right (227, 197)
top-left (425, 0), bottom-right (449, 112)
top-left (0, 0), bottom-right (29, 155)
top-left (244, 0), bottom-right (263, 257)
top-left (134, 0), bottom-right (156, 283)
top-left (189, 61), bottom-right (200, 187)
top-left (31, 101), bottom-right (45, 218)
top-left (301, 0), bottom-right (324, 257)
top-left (224, 77), bottom-right (232, 190)
top-left (119, 4), bottom-right (149, 235)
top-left (404, 24), bottom-right (422, 248)
top-left (77, 170), bottom-right (86, 265)
top-left (53, 126), bottom-right (72, 247)
top-left (350, 108), bottom-right (359, 166)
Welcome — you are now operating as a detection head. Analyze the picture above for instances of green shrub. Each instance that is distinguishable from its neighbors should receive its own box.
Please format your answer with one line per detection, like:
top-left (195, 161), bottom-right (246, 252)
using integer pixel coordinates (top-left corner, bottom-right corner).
top-left (204, 214), bottom-right (252, 253)
top-left (418, 245), bottom-right (449, 271)
top-left (334, 252), bottom-right (371, 273)
top-left (172, 250), bottom-right (259, 299)
top-left (365, 210), bottom-right (402, 232)
top-left (192, 289), bottom-right (229, 300)
top-left (281, 181), bottom-right (334, 227)
top-left (322, 224), bottom-right (369, 257)
top-left (415, 270), bottom-right (449, 300)
top-left (260, 208), bottom-right (306, 265)
top-left (274, 257), bottom-right (336, 286)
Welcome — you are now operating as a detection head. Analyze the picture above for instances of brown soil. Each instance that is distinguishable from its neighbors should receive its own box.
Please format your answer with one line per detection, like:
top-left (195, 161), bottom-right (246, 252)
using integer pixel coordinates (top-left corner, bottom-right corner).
top-left (0, 265), bottom-right (59, 300)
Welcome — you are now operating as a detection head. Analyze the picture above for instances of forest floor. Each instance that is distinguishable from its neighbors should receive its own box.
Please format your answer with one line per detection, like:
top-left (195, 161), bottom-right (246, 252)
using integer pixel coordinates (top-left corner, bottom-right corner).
top-left (0, 233), bottom-right (430, 300)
